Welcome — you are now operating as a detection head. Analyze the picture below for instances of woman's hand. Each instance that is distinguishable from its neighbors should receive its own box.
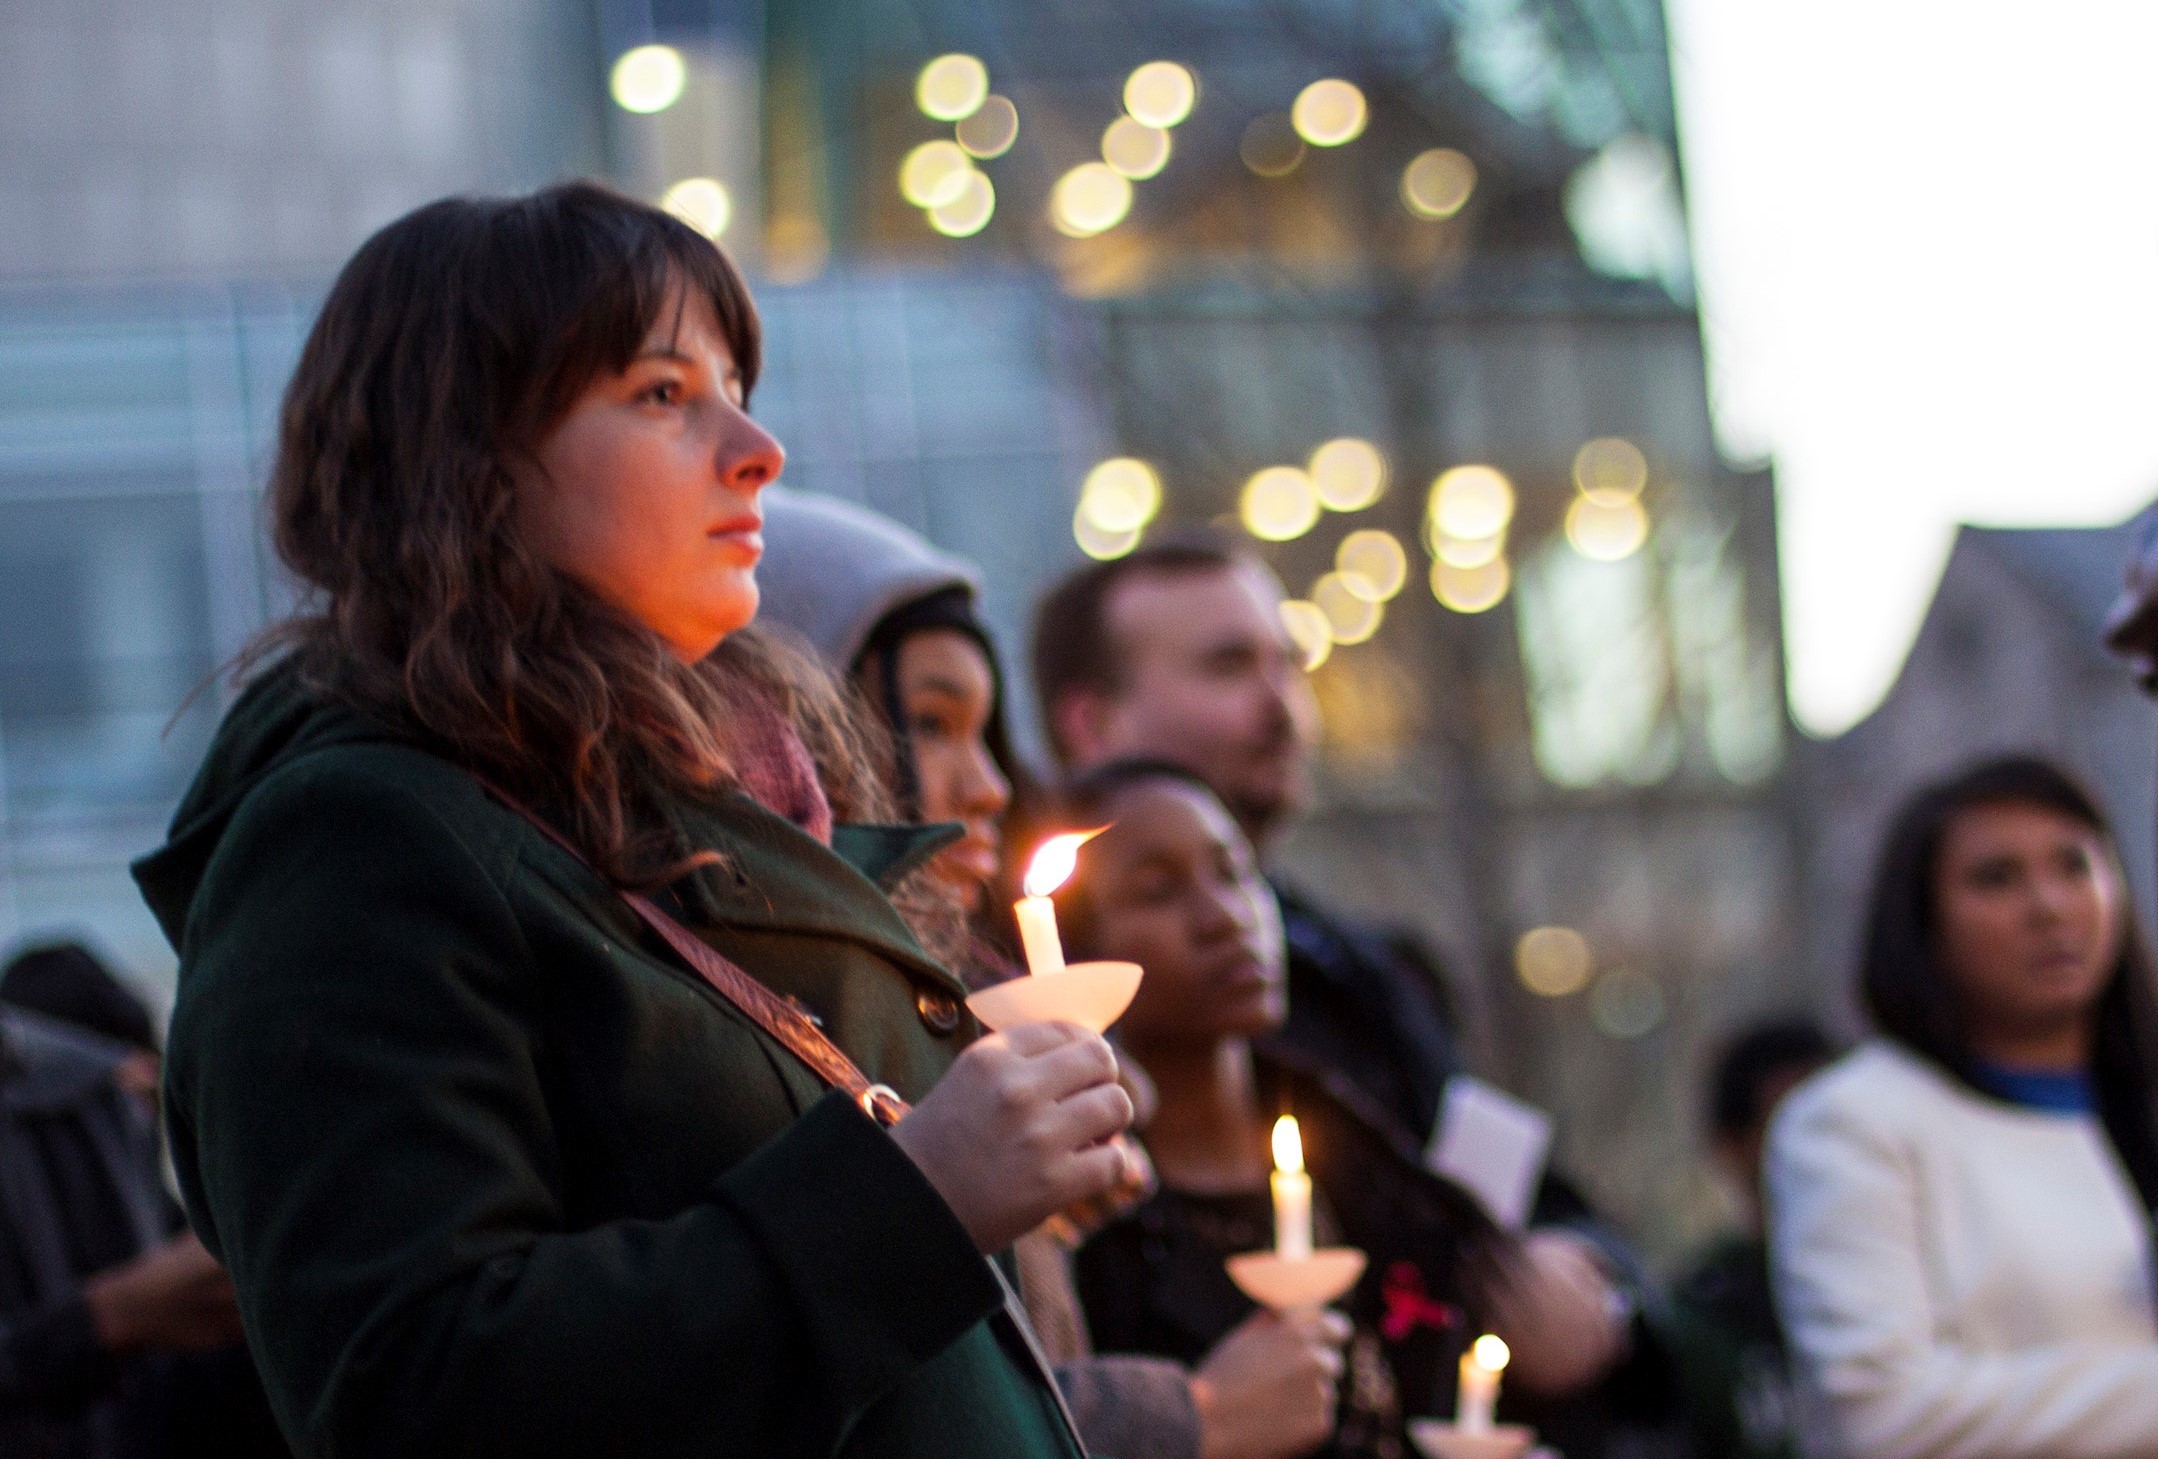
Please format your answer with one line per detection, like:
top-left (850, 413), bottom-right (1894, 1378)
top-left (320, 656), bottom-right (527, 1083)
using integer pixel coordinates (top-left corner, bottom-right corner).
top-left (1486, 1228), bottom-right (1629, 1396)
top-left (890, 1022), bottom-right (1136, 1252)
top-left (1191, 1308), bottom-right (1351, 1459)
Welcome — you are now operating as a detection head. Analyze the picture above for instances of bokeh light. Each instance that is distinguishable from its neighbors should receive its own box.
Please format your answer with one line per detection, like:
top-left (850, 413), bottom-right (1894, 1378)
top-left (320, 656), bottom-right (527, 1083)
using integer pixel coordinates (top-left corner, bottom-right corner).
top-left (1429, 465), bottom-right (1515, 540)
top-left (1589, 967), bottom-right (1666, 1039)
top-left (1077, 457), bottom-right (1163, 533)
top-left (1240, 113), bottom-right (1305, 176)
top-left (660, 178), bottom-right (732, 239)
top-left (928, 171), bottom-right (995, 237)
top-left (1051, 162), bottom-right (1135, 236)
top-left (1240, 466), bottom-right (1321, 541)
top-left (1573, 436), bottom-right (1649, 502)
top-left (1432, 556), bottom-right (1512, 613)
top-left (1103, 118), bottom-right (1173, 180)
top-left (916, 54), bottom-right (990, 122)
top-left (1309, 437), bottom-right (1387, 511)
top-left (1516, 926), bottom-right (1593, 997)
top-left (900, 140), bottom-right (974, 209)
top-left (1291, 79), bottom-right (1368, 147)
top-left (1430, 525), bottom-right (1505, 568)
top-left (956, 95), bottom-right (1020, 158)
top-left (1313, 573), bottom-right (1383, 643)
top-left (1402, 148), bottom-right (1478, 219)
top-left (1336, 530), bottom-right (1408, 601)
top-left (1124, 61), bottom-right (1198, 129)
top-left (1279, 599), bottom-right (1334, 671)
top-left (610, 45), bottom-right (687, 114)
top-left (1565, 495), bottom-right (1650, 560)
top-left (1074, 509), bottom-right (1140, 560)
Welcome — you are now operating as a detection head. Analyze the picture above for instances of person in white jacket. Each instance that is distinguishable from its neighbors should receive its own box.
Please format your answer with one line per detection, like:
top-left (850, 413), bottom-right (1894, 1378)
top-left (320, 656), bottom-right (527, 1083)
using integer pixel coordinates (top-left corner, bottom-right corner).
top-left (1767, 755), bottom-right (2158, 1459)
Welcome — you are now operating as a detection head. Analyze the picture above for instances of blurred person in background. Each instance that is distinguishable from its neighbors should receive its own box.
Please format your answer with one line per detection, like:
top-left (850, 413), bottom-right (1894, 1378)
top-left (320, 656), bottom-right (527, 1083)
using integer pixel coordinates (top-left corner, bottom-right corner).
top-left (1665, 1019), bottom-right (1836, 1459)
top-left (1768, 756), bottom-right (2158, 1459)
top-left (1057, 759), bottom-right (1503, 1458)
top-left (1031, 536), bottom-right (1675, 1456)
top-left (0, 940), bottom-right (283, 1459)
top-left (131, 184), bottom-right (1135, 1459)
top-left (757, 489), bottom-right (1363, 1459)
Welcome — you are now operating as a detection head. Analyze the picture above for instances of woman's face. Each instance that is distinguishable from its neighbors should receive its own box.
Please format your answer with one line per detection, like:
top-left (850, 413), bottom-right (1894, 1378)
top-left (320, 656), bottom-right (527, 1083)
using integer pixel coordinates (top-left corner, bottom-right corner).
top-left (887, 628), bottom-right (1011, 906)
top-left (1933, 799), bottom-right (2122, 1049)
top-left (521, 287), bottom-right (784, 662)
top-left (1076, 778), bottom-right (1286, 1047)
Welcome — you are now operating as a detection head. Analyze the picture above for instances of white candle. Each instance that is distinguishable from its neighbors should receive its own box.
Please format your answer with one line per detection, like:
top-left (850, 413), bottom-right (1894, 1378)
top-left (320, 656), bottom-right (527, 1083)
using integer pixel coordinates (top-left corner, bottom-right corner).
top-left (1270, 1115), bottom-right (1313, 1261)
top-left (1456, 1334), bottom-right (1509, 1433)
top-left (1014, 895), bottom-right (1065, 977)
top-left (1014, 831), bottom-right (1102, 978)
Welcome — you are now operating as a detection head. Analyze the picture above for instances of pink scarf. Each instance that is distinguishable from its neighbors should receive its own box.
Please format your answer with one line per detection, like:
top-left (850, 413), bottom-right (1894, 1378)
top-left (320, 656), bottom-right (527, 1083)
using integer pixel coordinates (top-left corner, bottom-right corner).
top-left (711, 674), bottom-right (833, 845)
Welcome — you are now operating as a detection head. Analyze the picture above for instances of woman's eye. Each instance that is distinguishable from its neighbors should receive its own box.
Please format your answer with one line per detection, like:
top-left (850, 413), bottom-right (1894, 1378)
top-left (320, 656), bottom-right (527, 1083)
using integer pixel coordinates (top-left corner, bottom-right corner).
top-left (641, 380), bottom-right (683, 406)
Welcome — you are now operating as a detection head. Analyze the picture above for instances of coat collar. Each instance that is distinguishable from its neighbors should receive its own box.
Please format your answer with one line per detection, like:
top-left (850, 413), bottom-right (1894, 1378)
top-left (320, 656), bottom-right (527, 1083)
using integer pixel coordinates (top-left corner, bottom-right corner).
top-left (669, 792), bottom-right (969, 998)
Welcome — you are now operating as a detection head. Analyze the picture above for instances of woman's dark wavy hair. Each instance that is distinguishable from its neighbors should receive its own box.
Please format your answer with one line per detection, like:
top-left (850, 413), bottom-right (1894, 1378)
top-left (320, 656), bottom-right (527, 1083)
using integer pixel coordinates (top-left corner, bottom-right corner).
top-left (1861, 754), bottom-right (2158, 1209)
top-left (253, 182), bottom-right (904, 895)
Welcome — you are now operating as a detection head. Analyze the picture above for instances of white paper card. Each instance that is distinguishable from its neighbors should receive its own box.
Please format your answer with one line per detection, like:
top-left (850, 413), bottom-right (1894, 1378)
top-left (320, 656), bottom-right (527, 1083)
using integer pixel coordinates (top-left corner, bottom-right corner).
top-left (1423, 1075), bottom-right (1553, 1230)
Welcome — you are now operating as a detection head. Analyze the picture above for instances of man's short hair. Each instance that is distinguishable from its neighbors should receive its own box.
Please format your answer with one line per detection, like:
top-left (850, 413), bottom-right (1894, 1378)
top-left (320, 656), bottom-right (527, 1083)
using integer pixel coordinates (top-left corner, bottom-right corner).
top-left (1029, 530), bottom-right (1248, 761)
top-left (1707, 1018), bottom-right (1837, 1139)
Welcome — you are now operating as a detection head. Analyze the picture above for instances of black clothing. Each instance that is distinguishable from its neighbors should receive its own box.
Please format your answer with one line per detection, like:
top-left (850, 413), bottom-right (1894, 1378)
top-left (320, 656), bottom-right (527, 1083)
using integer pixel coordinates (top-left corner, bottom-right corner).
top-left (0, 1008), bottom-right (283, 1459)
top-left (1666, 1234), bottom-right (1800, 1459)
top-left (1269, 882), bottom-right (1683, 1458)
top-left (1075, 1045), bottom-right (1497, 1459)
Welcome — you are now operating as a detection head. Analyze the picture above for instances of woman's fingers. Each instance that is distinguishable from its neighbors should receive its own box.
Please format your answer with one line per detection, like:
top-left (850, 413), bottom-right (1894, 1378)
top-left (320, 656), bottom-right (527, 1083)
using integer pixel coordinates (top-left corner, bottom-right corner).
top-left (1045, 1081), bottom-right (1136, 1151)
top-left (1023, 1027), bottom-right (1124, 1104)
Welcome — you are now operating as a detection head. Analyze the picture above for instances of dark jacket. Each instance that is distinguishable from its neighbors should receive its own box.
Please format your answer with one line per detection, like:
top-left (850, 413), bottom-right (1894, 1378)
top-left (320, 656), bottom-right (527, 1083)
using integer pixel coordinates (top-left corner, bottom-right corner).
top-left (0, 1009), bottom-right (284, 1459)
top-left (131, 665), bottom-right (1084, 1459)
top-left (1074, 1044), bottom-right (1497, 1456)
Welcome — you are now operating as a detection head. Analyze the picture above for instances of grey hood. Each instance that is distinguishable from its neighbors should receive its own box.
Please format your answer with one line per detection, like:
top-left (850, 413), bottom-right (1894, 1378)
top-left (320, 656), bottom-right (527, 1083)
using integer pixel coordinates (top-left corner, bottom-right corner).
top-left (754, 487), bottom-right (983, 672)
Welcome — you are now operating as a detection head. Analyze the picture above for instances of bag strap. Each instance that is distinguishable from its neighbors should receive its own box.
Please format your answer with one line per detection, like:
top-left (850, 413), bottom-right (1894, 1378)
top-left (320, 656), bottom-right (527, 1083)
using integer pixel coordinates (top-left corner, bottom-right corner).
top-left (478, 782), bottom-right (909, 1127)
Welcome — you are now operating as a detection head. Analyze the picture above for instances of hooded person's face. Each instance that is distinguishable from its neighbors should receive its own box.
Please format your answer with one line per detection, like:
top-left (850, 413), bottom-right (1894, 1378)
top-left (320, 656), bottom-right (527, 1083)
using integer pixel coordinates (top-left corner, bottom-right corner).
top-left (883, 628), bottom-right (1011, 908)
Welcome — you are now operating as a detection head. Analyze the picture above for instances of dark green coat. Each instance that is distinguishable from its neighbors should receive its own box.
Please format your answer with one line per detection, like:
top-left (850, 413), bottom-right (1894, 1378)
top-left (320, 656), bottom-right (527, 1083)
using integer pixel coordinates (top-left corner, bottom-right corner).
top-left (133, 666), bottom-right (1085, 1459)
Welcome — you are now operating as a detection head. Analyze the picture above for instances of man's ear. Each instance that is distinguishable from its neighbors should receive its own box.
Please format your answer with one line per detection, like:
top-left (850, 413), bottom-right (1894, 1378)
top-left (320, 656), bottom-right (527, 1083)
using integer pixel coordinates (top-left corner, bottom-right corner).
top-left (1050, 688), bottom-right (1119, 770)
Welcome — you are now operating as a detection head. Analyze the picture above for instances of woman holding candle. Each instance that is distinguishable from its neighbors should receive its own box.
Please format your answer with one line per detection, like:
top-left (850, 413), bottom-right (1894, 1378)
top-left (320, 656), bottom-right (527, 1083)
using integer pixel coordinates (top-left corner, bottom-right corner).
top-left (1768, 756), bottom-right (2158, 1459)
top-left (1059, 758), bottom-right (1507, 1458)
top-left (130, 183), bottom-right (1138, 1459)
top-left (756, 488), bottom-right (1379, 1459)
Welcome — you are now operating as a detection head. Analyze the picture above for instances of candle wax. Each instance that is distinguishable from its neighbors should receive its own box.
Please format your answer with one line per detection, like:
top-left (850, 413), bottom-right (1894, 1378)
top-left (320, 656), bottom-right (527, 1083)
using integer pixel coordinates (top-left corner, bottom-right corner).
top-left (1456, 1351), bottom-right (1500, 1433)
top-left (1015, 894), bottom-right (1065, 977)
top-left (1271, 1168), bottom-right (1313, 1260)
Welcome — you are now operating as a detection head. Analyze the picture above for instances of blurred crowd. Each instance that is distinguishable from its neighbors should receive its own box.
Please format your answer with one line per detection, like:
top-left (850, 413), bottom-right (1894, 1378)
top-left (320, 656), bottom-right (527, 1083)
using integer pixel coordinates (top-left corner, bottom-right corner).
top-left (7, 184), bottom-right (2158, 1459)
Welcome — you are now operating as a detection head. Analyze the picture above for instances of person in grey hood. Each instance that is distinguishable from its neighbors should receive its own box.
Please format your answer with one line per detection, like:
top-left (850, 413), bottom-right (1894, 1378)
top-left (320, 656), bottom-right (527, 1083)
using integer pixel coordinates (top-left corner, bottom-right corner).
top-left (757, 489), bottom-right (1357, 1459)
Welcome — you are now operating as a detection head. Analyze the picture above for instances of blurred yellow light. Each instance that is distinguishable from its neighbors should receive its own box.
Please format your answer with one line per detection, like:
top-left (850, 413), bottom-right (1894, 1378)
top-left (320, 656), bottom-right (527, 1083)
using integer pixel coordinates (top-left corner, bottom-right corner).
top-left (1103, 117), bottom-right (1173, 180)
top-left (1431, 528), bottom-right (1505, 568)
top-left (1309, 437), bottom-right (1386, 511)
top-left (900, 140), bottom-right (974, 208)
top-left (611, 45), bottom-right (687, 114)
top-left (1429, 465), bottom-right (1515, 541)
top-left (956, 95), bottom-right (1020, 158)
top-left (1291, 79), bottom-right (1367, 147)
top-left (1124, 61), bottom-right (1198, 128)
top-left (1240, 113), bottom-right (1305, 177)
top-left (1336, 530), bottom-right (1408, 602)
top-left (660, 177), bottom-right (732, 239)
top-left (1240, 467), bottom-right (1321, 542)
top-left (1078, 457), bottom-right (1163, 533)
top-left (929, 170), bottom-right (995, 237)
top-left (1074, 509), bottom-right (1140, 560)
top-left (1573, 436), bottom-right (1649, 503)
top-left (1516, 926), bottom-right (1593, 997)
top-left (1566, 495), bottom-right (1650, 561)
top-left (1313, 573), bottom-right (1383, 644)
top-left (1051, 162), bottom-right (1134, 237)
top-left (916, 53), bottom-right (990, 122)
top-left (1279, 599), bottom-right (1333, 671)
top-left (1432, 556), bottom-right (1512, 613)
top-left (1402, 148), bottom-right (1477, 219)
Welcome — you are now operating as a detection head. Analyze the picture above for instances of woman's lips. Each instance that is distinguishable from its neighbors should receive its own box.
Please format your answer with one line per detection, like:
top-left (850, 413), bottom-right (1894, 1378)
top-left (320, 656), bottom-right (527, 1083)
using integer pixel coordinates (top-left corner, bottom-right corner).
top-left (707, 522), bottom-right (763, 560)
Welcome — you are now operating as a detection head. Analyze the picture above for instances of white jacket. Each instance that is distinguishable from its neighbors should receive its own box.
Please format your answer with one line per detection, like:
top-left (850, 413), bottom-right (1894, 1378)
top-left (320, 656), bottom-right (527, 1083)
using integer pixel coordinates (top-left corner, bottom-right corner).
top-left (1766, 1041), bottom-right (2158, 1459)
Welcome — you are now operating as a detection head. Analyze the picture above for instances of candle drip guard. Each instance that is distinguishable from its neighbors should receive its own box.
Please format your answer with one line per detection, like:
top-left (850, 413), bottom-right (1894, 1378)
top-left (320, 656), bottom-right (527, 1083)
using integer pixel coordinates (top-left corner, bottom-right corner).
top-left (964, 959), bottom-right (1143, 1034)
top-left (1224, 1247), bottom-right (1367, 1311)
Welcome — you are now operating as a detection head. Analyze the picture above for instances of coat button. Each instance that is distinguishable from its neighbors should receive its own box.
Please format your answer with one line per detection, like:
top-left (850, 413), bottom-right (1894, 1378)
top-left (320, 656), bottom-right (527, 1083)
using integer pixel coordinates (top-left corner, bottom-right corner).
top-left (915, 987), bottom-right (963, 1035)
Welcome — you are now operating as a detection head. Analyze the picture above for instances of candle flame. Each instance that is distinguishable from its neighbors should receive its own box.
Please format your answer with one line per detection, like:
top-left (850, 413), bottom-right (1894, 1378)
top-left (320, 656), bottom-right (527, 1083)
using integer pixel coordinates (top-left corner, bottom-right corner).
top-left (1023, 828), bottom-right (1107, 898)
top-left (1270, 1114), bottom-right (1305, 1175)
top-left (1471, 1334), bottom-right (1510, 1373)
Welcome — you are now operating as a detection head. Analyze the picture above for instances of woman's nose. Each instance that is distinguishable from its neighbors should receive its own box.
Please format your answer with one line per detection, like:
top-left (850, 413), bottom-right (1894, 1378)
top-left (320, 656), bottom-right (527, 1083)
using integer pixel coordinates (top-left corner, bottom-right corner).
top-left (959, 743), bottom-right (1011, 820)
top-left (719, 415), bottom-right (785, 494)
